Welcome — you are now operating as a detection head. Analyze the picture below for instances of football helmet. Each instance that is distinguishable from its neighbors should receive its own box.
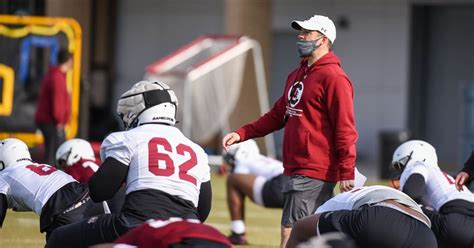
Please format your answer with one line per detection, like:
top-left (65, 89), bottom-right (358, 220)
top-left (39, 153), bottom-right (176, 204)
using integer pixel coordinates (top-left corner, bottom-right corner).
top-left (223, 139), bottom-right (260, 168)
top-left (390, 140), bottom-right (438, 178)
top-left (117, 80), bottom-right (178, 129)
top-left (56, 138), bottom-right (95, 169)
top-left (0, 138), bottom-right (31, 171)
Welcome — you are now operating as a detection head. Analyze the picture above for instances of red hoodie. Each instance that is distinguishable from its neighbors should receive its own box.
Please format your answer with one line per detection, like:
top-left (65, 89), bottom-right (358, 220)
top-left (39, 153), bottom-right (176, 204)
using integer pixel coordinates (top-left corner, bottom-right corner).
top-left (235, 51), bottom-right (358, 182)
top-left (35, 66), bottom-right (71, 125)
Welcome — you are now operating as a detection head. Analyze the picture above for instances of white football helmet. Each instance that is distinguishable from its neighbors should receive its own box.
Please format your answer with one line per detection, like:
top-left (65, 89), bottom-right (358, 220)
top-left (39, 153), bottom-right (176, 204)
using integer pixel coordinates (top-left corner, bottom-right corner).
top-left (117, 80), bottom-right (178, 130)
top-left (390, 140), bottom-right (438, 177)
top-left (56, 138), bottom-right (95, 168)
top-left (0, 138), bottom-right (32, 171)
top-left (223, 139), bottom-right (260, 167)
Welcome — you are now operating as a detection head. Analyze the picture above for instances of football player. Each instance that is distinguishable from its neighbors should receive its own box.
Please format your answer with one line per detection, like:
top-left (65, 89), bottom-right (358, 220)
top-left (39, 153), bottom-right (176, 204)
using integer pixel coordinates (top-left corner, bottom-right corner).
top-left (55, 138), bottom-right (125, 214)
top-left (390, 140), bottom-right (474, 248)
top-left (223, 139), bottom-right (289, 245)
top-left (55, 138), bottom-right (99, 183)
top-left (286, 185), bottom-right (436, 248)
top-left (46, 80), bottom-right (212, 248)
top-left (91, 218), bottom-right (232, 248)
top-left (0, 138), bottom-right (105, 240)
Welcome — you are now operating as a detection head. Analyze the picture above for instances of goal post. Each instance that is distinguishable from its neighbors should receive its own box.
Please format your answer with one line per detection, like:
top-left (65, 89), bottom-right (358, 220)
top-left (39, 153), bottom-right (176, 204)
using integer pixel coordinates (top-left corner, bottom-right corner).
top-left (145, 35), bottom-right (275, 158)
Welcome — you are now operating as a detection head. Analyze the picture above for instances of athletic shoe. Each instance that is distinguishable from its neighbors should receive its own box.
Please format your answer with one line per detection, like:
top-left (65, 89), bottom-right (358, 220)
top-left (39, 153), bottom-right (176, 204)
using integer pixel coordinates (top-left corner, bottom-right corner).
top-left (228, 231), bottom-right (249, 245)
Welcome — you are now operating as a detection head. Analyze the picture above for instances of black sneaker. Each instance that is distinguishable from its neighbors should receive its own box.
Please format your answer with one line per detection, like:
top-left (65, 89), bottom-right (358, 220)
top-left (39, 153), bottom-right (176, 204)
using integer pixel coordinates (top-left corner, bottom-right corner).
top-left (228, 231), bottom-right (249, 245)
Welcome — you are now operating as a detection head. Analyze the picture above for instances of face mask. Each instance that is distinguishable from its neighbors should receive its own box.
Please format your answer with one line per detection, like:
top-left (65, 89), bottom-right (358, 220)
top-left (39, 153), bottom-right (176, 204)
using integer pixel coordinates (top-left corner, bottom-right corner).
top-left (296, 36), bottom-right (323, 58)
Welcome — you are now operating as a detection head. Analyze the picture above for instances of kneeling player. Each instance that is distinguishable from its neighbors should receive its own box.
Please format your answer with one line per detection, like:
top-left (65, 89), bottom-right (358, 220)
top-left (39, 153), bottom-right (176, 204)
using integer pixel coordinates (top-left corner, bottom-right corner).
top-left (286, 185), bottom-right (437, 248)
top-left (390, 140), bottom-right (474, 248)
top-left (223, 139), bottom-right (289, 245)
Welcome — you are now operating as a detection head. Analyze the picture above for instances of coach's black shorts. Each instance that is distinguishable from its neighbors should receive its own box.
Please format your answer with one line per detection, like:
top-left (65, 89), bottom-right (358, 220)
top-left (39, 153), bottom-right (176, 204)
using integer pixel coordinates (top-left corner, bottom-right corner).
top-left (262, 174), bottom-right (289, 208)
top-left (318, 205), bottom-right (437, 248)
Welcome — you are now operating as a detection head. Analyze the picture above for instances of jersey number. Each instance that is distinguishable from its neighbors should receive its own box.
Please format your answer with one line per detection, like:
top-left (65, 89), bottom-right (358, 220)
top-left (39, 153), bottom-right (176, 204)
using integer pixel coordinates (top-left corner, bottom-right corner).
top-left (148, 137), bottom-right (197, 185)
top-left (26, 164), bottom-right (57, 176)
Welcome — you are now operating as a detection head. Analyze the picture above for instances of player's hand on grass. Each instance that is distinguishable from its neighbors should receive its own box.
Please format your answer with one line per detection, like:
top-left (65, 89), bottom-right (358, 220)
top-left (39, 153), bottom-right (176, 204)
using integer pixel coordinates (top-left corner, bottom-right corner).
top-left (339, 179), bottom-right (354, 192)
top-left (455, 172), bottom-right (470, 191)
top-left (222, 132), bottom-right (241, 151)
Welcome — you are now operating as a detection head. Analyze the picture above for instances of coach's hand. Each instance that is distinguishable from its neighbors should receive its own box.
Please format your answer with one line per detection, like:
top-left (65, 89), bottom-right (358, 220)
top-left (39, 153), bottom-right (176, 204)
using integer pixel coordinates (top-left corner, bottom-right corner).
top-left (222, 132), bottom-right (241, 151)
top-left (455, 172), bottom-right (470, 191)
top-left (339, 180), bottom-right (354, 192)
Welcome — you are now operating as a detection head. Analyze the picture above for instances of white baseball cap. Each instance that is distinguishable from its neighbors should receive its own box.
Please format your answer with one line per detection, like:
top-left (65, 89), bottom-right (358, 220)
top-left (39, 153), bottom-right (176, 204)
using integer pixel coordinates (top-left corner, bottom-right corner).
top-left (291, 15), bottom-right (336, 44)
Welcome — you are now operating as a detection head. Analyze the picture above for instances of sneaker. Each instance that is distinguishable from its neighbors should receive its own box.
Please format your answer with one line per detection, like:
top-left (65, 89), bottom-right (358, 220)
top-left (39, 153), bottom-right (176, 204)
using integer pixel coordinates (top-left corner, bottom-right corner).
top-left (228, 231), bottom-right (249, 245)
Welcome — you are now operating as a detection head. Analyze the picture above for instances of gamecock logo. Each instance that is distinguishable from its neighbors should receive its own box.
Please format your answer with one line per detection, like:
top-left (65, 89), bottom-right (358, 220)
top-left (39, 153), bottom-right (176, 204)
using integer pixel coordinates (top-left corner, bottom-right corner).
top-left (287, 81), bottom-right (304, 108)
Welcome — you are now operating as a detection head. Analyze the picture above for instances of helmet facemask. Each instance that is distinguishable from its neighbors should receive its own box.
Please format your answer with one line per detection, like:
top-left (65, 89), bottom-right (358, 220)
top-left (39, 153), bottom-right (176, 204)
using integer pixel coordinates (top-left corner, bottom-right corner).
top-left (389, 150), bottom-right (413, 180)
top-left (56, 147), bottom-right (72, 170)
top-left (55, 138), bottom-right (95, 168)
top-left (390, 140), bottom-right (438, 180)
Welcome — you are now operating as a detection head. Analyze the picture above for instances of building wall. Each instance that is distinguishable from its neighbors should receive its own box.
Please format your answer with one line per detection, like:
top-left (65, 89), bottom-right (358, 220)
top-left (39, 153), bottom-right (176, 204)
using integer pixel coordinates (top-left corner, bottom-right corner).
top-left (422, 6), bottom-right (474, 166)
top-left (114, 0), bottom-right (224, 100)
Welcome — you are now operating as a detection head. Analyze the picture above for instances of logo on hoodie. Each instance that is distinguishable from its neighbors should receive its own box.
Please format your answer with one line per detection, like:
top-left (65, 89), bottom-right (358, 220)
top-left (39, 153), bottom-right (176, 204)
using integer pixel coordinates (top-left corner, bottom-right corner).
top-left (287, 81), bottom-right (304, 108)
top-left (285, 81), bottom-right (304, 119)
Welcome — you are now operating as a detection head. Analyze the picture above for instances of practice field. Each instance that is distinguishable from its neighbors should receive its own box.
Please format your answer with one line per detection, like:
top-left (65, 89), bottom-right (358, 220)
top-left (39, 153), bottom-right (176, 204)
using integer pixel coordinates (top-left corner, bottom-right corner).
top-left (0, 174), bottom-right (388, 248)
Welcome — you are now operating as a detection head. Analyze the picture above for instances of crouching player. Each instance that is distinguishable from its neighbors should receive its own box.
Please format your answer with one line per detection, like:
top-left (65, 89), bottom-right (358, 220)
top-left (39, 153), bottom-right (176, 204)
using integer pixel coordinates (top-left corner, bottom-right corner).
top-left (0, 138), bottom-right (105, 240)
top-left (223, 139), bottom-right (289, 245)
top-left (390, 140), bottom-right (474, 248)
top-left (55, 138), bottom-right (100, 183)
top-left (286, 185), bottom-right (437, 248)
top-left (56, 138), bottom-right (125, 213)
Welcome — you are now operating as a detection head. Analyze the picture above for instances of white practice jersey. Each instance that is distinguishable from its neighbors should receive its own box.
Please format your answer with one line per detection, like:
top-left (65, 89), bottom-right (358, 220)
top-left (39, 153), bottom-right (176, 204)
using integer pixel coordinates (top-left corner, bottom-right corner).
top-left (315, 185), bottom-right (424, 216)
top-left (101, 124), bottom-right (211, 207)
top-left (234, 154), bottom-right (283, 179)
top-left (400, 160), bottom-right (474, 211)
top-left (0, 162), bottom-right (75, 215)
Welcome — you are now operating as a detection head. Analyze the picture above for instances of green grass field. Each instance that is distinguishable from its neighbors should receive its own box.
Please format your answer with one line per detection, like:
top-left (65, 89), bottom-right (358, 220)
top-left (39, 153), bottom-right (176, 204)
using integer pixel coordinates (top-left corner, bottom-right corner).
top-left (0, 174), bottom-right (388, 248)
